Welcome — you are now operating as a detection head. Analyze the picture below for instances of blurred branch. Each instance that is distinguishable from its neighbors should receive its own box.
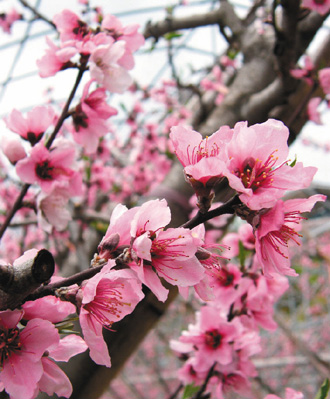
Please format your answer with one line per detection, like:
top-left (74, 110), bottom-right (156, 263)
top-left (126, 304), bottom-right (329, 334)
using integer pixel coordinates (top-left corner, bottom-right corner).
top-left (275, 315), bottom-right (330, 380)
top-left (144, 1), bottom-right (243, 42)
top-left (273, 0), bottom-right (300, 85)
top-left (0, 67), bottom-right (86, 241)
top-left (167, 383), bottom-right (184, 399)
top-left (18, 0), bottom-right (56, 28)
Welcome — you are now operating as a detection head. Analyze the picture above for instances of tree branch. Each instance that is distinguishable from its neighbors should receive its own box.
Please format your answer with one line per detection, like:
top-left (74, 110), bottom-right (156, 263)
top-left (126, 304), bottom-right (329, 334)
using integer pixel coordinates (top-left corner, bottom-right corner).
top-left (181, 194), bottom-right (241, 229)
top-left (18, 0), bottom-right (56, 28)
top-left (143, 2), bottom-right (243, 42)
top-left (0, 66), bottom-right (86, 241)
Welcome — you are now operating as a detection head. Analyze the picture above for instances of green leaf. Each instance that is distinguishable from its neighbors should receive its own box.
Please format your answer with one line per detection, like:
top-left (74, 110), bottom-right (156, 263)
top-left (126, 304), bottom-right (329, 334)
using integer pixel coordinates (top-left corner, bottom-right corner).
top-left (165, 5), bottom-right (175, 15)
top-left (289, 154), bottom-right (297, 167)
top-left (90, 221), bottom-right (108, 234)
top-left (227, 48), bottom-right (238, 60)
top-left (238, 240), bottom-right (246, 268)
top-left (164, 32), bottom-right (183, 41)
top-left (144, 41), bottom-right (157, 53)
top-left (85, 165), bottom-right (91, 181)
top-left (314, 378), bottom-right (330, 399)
top-left (119, 102), bottom-right (128, 112)
top-left (182, 384), bottom-right (200, 399)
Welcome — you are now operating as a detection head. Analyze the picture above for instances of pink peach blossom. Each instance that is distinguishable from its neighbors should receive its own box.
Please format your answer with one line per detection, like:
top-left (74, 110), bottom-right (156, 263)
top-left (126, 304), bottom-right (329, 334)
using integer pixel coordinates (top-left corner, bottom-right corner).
top-left (79, 267), bottom-right (144, 367)
top-left (265, 387), bottom-right (304, 399)
top-left (36, 183), bottom-right (73, 232)
top-left (307, 97), bottom-right (322, 124)
top-left (319, 67), bottom-right (330, 95)
top-left (0, 8), bottom-right (21, 34)
top-left (16, 138), bottom-right (79, 194)
top-left (224, 119), bottom-right (317, 210)
top-left (175, 306), bottom-right (239, 371)
top-left (37, 37), bottom-right (77, 78)
top-left (53, 9), bottom-right (90, 42)
top-left (37, 335), bottom-right (87, 398)
top-left (101, 14), bottom-right (145, 70)
top-left (22, 296), bottom-right (75, 324)
top-left (130, 198), bottom-right (171, 238)
top-left (301, 0), bottom-right (330, 15)
top-left (170, 125), bottom-right (232, 205)
top-left (170, 124), bottom-right (231, 169)
top-left (132, 227), bottom-right (205, 301)
top-left (255, 194), bottom-right (326, 277)
top-left (5, 106), bottom-right (55, 145)
top-left (98, 203), bottom-right (140, 260)
top-left (70, 80), bottom-right (117, 154)
top-left (89, 41), bottom-right (133, 93)
top-left (290, 56), bottom-right (315, 86)
top-left (1, 136), bottom-right (26, 164)
top-left (0, 310), bottom-right (59, 399)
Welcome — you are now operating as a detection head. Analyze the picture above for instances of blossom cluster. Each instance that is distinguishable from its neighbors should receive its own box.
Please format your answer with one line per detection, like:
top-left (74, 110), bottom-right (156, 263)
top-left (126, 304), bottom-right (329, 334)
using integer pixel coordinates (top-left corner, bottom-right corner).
top-left (0, 250), bottom-right (144, 399)
top-left (0, 297), bottom-right (86, 399)
top-left (1, 8), bottom-right (145, 233)
top-left (170, 119), bottom-right (325, 278)
top-left (170, 230), bottom-right (290, 398)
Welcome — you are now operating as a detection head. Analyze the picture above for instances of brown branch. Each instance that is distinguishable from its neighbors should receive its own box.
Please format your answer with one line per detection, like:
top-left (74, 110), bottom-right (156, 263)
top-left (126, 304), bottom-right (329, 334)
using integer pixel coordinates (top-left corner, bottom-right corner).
top-left (143, 2), bottom-right (243, 41)
top-left (45, 65), bottom-right (86, 149)
top-left (0, 249), bottom-right (54, 310)
top-left (18, 0), bottom-right (56, 28)
top-left (167, 383), bottom-right (184, 399)
top-left (25, 264), bottom-right (104, 301)
top-left (0, 67), bottom-right (86, 241)
top-left (0, 183), bottom-right (30, 240)
top-left (273, 0), bottom-right (300, 89)
top-left (181, 194), bottom-right (241, 230)
top-left (192, 362), bottom-right (216, 399)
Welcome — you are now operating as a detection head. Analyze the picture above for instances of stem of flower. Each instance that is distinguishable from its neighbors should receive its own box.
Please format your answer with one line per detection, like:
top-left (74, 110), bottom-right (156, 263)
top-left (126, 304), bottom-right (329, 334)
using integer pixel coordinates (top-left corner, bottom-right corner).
top-left (25, 264), bottom-right (105, 301)
top-left (0, 67), bottom-right (86, 241)
top-left (181, 194), bottom-right (241, 230)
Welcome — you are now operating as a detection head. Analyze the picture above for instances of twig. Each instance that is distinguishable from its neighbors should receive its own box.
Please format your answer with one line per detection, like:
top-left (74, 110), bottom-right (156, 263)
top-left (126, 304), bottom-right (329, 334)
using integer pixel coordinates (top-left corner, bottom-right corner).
top-left (143, 3), bottom-right (242, 41)
top-left (25, 264), bottom-right (105, 300)
top-left (167, 383), bottom-right (184, 399)
top-left (192, 362), bottom-right (216, 399)
top-left (0, 184), bottom-right (30, 240)
top-left (0, 67), bottom-right (86, 241)
top-left (46, 65), bottom-right (86, 149)
top-left (18, 0), bottom-right (56, 28)
top-left (181, 195), bottom-right (241, 230)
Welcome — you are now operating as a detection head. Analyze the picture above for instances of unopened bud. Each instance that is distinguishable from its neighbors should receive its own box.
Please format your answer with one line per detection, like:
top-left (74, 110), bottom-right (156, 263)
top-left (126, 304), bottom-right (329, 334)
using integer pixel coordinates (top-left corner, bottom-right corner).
top-left (195, 247), bottom-right (211, 261)
top-left (98, 233), bottom-right (120, 259)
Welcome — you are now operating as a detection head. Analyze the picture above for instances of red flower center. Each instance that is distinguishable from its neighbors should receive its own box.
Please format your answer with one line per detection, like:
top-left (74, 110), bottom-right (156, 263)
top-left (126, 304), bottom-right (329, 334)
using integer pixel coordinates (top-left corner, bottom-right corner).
top-left (217, 268), bottom-right (235, 287)
top-left (0, 327), bottom-right (21, 368)
top-left (205, 329), bottom-right (222, 349)
top-left (234, 152), bottom-right (279, 191)
top-left (35, 160), bottom-right (54, 180)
